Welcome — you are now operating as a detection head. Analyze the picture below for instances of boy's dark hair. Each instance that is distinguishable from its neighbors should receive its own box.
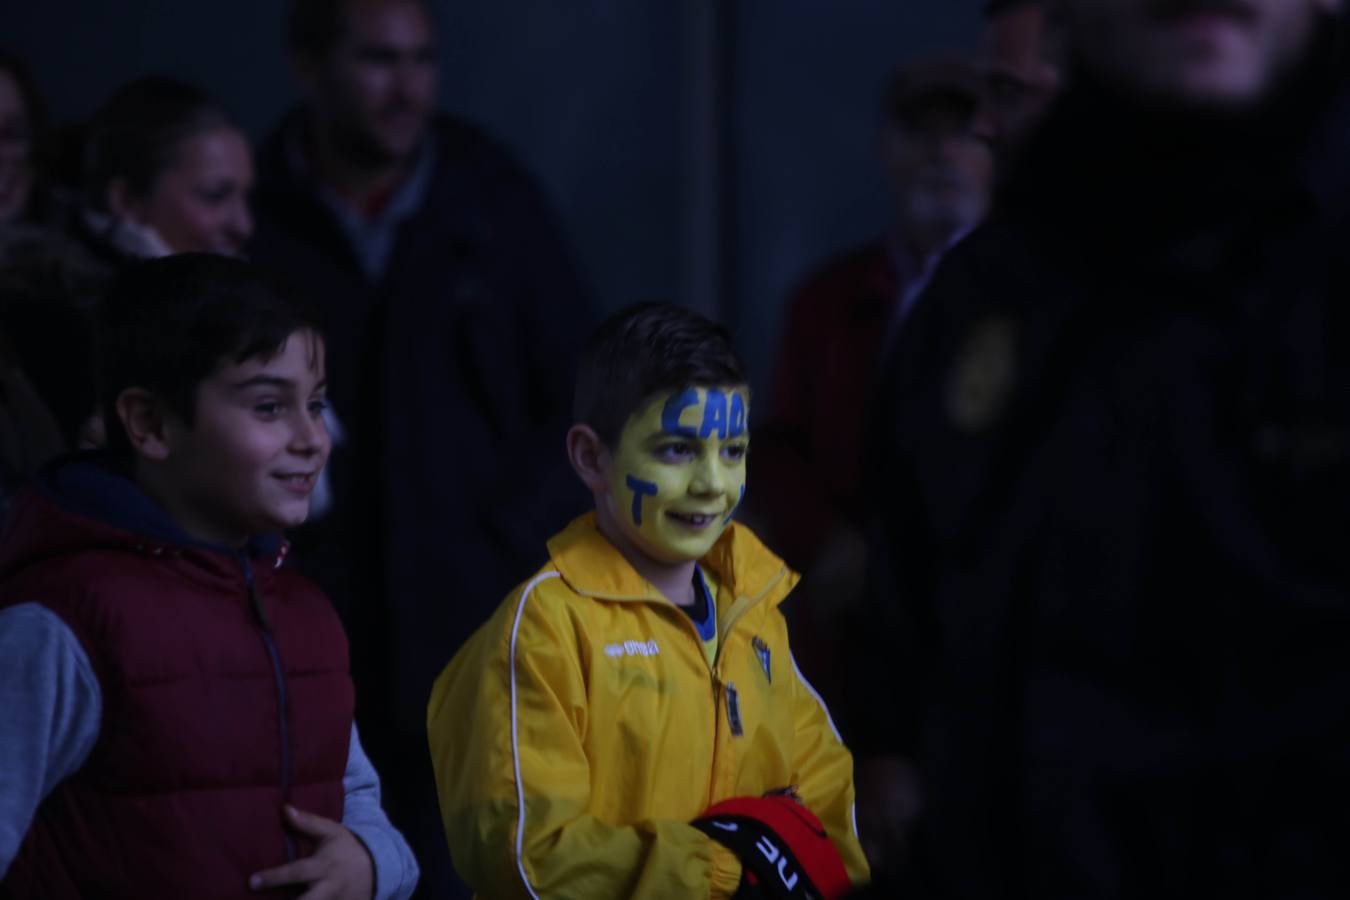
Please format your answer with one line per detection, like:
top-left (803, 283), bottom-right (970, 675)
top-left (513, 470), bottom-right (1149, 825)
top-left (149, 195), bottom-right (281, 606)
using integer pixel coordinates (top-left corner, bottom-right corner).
top-left (84, 77), bottom-right (235, 211)
top-left (575, 303), bottom-right (747, 446)
top-left (286, 0), bottom-right (434, 58)
top-left (98, 254), bottom-right (324, 455)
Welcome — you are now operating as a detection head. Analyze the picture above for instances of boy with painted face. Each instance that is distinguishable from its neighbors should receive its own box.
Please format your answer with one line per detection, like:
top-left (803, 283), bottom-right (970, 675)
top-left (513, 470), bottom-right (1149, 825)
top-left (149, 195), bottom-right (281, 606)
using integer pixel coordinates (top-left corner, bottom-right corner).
top-left (428, 304), bottom-right (868, 899)
top-left (0, 255), bottom-right (419, 898)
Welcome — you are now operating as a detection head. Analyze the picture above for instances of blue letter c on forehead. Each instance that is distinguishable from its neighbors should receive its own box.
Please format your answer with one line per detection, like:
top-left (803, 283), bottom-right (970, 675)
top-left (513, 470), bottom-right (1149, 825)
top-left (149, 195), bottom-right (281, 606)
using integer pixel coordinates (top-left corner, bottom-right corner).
top-left (661, 389), bottom-right (700, 437)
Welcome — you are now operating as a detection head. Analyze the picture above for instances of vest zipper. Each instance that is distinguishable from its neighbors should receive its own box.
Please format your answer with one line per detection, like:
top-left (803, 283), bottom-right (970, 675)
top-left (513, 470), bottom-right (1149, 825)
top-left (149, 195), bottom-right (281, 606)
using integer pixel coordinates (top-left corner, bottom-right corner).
top-left (243, 554), bottom-right (297, 862)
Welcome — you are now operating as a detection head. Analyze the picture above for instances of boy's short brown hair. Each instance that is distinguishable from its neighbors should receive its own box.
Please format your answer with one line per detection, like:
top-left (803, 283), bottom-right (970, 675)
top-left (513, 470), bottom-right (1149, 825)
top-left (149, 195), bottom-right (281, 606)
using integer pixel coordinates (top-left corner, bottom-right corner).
top-left (98, 254), bottom-right (323, 455)
top-left (574, 303), bottom-right (747, 446)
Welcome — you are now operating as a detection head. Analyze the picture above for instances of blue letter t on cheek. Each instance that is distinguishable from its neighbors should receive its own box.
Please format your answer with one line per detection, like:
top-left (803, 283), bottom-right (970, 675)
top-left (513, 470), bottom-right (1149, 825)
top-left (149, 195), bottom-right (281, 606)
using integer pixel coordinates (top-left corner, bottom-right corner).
top-left (626, 475), bottom-right (659, 525)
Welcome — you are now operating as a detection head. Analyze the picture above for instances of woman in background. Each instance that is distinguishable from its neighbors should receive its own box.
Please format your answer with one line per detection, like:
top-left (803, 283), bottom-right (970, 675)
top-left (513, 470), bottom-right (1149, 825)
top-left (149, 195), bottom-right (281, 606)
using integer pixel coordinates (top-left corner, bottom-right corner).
top-left (0, 77), bottom-right (258, 521)
top-left (78, 76), bottom-right (253, 260)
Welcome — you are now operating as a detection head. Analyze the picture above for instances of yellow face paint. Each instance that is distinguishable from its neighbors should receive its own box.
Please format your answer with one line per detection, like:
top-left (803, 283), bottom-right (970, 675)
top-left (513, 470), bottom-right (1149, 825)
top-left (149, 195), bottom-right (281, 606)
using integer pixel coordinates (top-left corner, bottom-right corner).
top-left (605, 385), bottom-right (750, 564)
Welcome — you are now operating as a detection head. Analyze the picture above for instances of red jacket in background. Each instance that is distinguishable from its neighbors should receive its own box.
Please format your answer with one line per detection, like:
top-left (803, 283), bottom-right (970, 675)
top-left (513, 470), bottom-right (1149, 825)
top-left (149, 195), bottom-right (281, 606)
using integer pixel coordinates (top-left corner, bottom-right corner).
top-left (752, 242), bottom-right (899, 570)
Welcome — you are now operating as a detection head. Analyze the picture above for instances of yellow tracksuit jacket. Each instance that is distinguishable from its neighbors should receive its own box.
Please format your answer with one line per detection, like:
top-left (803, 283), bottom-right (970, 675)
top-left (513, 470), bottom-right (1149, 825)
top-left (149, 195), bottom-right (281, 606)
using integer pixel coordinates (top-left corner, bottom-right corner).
top-left (428, 513), bottom-right (869, 899)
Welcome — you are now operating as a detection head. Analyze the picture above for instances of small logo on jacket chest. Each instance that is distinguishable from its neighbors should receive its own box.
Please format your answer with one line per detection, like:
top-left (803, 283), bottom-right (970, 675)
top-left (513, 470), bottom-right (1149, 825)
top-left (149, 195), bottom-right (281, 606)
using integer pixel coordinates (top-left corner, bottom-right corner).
top-left (604, 640), bottom-right (661, 658)
top-left (752, 636), bottom-right (772, 682)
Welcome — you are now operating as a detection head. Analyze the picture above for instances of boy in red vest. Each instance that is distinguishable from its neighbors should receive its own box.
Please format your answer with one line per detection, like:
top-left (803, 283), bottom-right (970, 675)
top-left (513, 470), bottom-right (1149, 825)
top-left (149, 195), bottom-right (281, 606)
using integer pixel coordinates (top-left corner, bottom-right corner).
top-left (0, 255), bottom-right (418, 898)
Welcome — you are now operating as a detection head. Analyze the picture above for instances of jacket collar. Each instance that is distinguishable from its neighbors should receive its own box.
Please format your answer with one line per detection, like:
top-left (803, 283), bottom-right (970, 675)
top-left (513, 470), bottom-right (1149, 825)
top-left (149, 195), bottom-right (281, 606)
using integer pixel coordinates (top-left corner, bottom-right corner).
top-left (547, 512), bottom-right (798, 609)
top-left (35, 453), bottom-right (285, 563)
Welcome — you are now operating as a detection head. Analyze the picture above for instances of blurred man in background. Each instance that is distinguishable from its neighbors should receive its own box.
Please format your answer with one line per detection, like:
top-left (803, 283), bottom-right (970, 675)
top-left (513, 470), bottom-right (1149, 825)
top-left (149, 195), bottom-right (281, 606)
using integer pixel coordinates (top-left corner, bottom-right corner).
top-left (250, 1), bottom-right (591, 895)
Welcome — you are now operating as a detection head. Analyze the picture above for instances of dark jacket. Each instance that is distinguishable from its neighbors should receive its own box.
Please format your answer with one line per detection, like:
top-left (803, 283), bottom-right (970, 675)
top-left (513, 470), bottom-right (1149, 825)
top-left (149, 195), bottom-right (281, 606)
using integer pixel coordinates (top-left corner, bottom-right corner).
top-left (855, 41), bottom-right (1350, 899)
top-left (249, 113), bottom-right (591, 737)
top-left (0, 225), bottom-right (107, 518)
top-left (0, 457), bottom-right (352, 898)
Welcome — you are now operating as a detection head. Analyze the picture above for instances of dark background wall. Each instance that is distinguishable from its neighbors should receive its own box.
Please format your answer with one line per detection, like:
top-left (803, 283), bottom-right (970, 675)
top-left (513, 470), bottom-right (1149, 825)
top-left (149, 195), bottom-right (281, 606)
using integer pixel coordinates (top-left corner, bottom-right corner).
top-left (9, 0), bottom-right (981, 391)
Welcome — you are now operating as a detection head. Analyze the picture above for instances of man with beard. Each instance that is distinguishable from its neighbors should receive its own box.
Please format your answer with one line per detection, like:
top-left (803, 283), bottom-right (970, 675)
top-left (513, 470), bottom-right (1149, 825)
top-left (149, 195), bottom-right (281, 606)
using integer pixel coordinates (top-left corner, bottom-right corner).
top-left (851, 0), bottom-right (1350, 896)
top-left (249, 1), bottom-right (590, 895)
top-left (749, 57), bottom-right (992, 713)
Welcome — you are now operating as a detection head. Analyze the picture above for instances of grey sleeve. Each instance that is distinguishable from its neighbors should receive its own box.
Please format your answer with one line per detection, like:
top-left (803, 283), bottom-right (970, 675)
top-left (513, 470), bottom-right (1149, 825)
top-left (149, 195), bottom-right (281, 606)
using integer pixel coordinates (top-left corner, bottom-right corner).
top-left (0, 603), bottom-right (102, 876)
top-left (342, 723), bottom-right (420, 900)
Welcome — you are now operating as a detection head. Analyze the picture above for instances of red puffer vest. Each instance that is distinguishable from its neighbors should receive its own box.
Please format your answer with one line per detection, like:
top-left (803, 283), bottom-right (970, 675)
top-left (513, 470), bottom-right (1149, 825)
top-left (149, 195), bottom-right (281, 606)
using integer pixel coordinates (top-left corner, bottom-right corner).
top-left (0, 461), bottom-right (354, 899)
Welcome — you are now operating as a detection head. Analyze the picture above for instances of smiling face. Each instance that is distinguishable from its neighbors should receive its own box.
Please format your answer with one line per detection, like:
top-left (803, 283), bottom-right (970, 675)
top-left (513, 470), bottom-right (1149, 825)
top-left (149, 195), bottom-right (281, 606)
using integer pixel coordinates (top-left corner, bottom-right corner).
top-left (598, 385), bottom-right (750, 566)
top-left (153, 329), bottom-right (331, 546)
top-left (116, 125), bottom-right (255, 257)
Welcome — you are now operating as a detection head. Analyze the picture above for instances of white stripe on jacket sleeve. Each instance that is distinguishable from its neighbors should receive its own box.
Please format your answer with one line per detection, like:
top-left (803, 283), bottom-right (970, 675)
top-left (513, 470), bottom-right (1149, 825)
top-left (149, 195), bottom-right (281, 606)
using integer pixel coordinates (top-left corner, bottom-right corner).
top-left (509, 571), bottom-right (563, 900)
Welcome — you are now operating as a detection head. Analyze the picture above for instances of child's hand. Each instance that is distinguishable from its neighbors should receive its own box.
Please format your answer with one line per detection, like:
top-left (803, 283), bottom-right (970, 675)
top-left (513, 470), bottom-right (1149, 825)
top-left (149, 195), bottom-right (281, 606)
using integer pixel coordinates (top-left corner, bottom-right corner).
top-left (249, 804), bottom-right (374, 899)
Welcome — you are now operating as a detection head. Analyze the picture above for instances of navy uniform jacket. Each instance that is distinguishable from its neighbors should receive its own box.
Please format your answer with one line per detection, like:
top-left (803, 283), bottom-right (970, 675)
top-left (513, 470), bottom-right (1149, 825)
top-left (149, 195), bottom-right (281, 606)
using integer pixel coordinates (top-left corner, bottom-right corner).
top-left (851, 42), bottom-right (1350, 899)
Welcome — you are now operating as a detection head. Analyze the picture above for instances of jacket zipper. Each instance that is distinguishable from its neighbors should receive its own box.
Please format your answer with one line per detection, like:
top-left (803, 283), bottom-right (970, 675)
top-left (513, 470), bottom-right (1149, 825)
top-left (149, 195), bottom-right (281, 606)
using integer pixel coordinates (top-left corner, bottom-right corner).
top-left (658, 594), bottom-right (724, 808)
top-left (651, 568), bottom-right (788, 807)
top-left (708, 674), bottom-right (722, 807)
top-left (243, 554), bottom-right (297, 862)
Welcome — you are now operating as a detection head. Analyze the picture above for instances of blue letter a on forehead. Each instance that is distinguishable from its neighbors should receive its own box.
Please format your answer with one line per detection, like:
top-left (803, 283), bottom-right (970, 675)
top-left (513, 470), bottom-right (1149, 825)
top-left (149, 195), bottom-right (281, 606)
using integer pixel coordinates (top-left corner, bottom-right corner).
top-left (699, 389), bottom-right (728, 439)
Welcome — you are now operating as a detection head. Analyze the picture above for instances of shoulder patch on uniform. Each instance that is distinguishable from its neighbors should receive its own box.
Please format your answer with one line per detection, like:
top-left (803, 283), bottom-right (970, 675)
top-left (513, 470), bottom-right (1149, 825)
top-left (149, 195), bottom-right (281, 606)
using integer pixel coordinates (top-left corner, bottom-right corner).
top-left (752, 635), bottom-right (772, 682)
top-left (946, 313), bottom-right (1019, 433)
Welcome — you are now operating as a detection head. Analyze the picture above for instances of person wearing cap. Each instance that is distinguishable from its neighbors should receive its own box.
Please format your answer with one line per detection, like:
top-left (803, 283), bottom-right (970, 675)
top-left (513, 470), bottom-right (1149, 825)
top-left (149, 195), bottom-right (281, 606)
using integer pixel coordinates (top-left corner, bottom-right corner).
top-left (747, 55), bottom-right (993, 719)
